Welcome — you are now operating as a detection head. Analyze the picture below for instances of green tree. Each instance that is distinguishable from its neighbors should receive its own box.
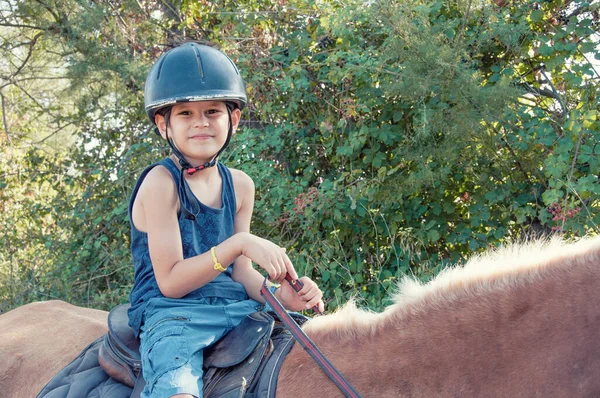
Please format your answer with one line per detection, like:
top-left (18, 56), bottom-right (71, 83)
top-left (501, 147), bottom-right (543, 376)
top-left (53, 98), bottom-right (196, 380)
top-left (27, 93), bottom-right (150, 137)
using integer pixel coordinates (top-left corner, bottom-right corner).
top-left (1, 0), bottom-right (598, 313)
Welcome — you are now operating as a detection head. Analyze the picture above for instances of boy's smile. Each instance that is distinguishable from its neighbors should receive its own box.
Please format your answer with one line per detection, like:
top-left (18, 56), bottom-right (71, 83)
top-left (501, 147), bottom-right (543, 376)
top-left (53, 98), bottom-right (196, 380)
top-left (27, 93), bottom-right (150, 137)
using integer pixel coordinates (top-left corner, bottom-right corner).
top-left (190, 134), bottom-right (213, 140)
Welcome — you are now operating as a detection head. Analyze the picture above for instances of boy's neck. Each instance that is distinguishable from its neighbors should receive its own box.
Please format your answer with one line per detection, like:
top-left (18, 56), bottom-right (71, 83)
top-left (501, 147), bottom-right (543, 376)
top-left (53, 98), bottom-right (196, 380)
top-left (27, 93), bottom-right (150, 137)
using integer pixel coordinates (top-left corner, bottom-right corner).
top-left (170, 154), bottom-right (220, 181)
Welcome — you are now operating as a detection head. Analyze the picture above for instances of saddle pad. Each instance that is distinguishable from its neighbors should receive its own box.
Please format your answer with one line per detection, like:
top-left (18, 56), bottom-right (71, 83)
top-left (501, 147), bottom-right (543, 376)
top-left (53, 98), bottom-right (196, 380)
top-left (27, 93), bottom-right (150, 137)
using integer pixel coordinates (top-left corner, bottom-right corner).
top-left (37, 336), bottom-right (133, 398)
top-left (247, 319), bottom-right (299, 398)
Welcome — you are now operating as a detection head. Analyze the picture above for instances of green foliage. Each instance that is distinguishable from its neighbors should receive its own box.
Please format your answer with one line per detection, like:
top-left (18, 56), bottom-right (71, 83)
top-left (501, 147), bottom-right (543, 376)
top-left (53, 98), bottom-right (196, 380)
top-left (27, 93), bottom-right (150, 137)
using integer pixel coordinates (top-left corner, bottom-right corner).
top-left (1, 0), bottom-right (598, 313)
top-left (232, 0), bottom-right (600, 310)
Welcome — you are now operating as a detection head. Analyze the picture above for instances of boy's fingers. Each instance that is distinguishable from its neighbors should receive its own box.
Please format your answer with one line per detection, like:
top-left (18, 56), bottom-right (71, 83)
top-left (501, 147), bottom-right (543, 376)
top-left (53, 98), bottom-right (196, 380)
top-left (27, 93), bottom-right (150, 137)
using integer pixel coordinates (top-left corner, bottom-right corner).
top-left (306, 296), bottom-right (323, 309)
top-left (270, 260), bottom-right (286, 283)
top-left (268, 262), bottom-right (282, 281)
top-left (298, 282), bottom-right (312, 295)
top-left (282, 254), bottom-right (298, 280)
top-left (299, 284), bottom-right (315, 297)
top-left (317, 300), bottom-right (325, 312)
top-left (303, 287), bottom-right (323, 307)
top-left (297, 277), bottom-right (316, 295)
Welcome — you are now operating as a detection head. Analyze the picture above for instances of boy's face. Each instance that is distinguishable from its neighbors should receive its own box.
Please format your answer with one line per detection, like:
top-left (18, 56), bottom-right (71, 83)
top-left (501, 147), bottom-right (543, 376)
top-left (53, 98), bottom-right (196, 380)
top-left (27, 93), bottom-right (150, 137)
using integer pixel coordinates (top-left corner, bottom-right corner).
top-left (155, 101), bottom-right (241, 163)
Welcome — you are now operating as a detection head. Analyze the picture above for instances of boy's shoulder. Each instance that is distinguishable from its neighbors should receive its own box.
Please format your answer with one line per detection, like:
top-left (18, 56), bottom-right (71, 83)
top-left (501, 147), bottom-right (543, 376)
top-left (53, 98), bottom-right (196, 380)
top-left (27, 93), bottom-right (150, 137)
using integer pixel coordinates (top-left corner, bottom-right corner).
top-left (144, 163), bottom-right (175, 184)
top-left (138, 164), bottom-right (177, 198)
top-left (227, 167), bottom-right (255, 194)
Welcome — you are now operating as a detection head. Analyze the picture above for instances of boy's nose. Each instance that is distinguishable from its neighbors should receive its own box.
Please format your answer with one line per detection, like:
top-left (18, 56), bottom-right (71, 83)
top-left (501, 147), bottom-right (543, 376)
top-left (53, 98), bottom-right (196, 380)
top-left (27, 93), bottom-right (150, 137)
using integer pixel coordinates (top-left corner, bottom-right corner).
top-left (193, 115), bottom-right (209, 127)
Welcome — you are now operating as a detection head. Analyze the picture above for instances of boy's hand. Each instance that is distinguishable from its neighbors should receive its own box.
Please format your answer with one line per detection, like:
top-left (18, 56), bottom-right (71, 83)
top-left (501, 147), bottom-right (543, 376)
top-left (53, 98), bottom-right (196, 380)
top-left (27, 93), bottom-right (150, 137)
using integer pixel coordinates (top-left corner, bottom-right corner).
top-left (240, 233), bottom-right (298, 283)
top-left (276, 276), bottom-right (324, 313)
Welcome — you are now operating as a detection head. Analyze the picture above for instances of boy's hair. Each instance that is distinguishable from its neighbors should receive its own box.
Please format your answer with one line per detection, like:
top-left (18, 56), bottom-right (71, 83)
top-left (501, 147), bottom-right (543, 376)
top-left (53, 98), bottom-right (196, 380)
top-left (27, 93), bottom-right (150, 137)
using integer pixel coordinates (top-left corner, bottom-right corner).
top-left (144, 42), bottom-right (247, 125)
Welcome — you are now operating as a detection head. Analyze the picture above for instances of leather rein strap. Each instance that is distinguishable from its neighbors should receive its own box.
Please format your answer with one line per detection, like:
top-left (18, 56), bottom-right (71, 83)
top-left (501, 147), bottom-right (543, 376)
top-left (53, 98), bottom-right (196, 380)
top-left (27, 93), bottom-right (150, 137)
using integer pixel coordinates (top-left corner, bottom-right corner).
top-left (260, 276), bottom-right (363, 398)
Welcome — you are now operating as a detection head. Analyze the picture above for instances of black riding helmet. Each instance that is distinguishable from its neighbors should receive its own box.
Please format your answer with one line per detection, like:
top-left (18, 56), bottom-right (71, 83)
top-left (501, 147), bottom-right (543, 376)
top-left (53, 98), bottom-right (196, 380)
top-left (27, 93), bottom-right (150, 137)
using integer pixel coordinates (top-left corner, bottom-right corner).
top-left (144, 42), bottom-right (247, 220)
top-left (145, 42), bottom-right (247, 122)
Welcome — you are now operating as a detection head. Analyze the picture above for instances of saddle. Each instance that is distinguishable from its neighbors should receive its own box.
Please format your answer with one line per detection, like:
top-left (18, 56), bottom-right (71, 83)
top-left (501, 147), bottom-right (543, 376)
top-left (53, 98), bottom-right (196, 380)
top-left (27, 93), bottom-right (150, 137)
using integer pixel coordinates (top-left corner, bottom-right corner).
top-left (98, 304), bottom-right (305, 398)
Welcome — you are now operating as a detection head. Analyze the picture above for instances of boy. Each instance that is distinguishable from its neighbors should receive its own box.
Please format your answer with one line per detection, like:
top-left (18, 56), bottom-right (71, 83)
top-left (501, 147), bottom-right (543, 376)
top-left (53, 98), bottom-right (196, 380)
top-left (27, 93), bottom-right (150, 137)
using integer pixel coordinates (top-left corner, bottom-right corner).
top-left (128, 42), bottom-right (324, 398)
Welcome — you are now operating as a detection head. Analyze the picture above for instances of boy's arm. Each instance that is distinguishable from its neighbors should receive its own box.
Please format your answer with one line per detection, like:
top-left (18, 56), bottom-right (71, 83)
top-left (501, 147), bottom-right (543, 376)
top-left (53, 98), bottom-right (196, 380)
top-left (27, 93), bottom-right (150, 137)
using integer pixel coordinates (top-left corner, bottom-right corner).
top-left (229, 169), bottom-right (277, 300)
top-left (140, 166), bottom-right (307, 300)
top-left (230, 170), bottom-right (324, 312)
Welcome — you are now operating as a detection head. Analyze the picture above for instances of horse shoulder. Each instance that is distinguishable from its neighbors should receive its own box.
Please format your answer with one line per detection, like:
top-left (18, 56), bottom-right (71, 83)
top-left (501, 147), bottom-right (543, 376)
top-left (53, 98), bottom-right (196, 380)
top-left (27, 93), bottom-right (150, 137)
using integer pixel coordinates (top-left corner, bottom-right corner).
top-left (0, 300), bottom-right (109, 398)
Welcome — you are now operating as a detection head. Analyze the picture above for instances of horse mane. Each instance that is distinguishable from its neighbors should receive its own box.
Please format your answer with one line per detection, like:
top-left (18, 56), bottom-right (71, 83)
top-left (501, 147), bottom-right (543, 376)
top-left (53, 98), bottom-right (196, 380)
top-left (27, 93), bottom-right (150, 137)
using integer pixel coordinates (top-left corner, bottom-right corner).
top-left (303, 236), bottom-right (600, 340)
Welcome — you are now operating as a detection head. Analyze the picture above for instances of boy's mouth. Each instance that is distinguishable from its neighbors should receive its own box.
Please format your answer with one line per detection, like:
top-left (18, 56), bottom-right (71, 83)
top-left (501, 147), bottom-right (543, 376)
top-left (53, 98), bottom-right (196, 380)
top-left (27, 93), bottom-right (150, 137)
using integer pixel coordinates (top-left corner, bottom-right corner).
top-left (190, 134), bottom-right (212, 140)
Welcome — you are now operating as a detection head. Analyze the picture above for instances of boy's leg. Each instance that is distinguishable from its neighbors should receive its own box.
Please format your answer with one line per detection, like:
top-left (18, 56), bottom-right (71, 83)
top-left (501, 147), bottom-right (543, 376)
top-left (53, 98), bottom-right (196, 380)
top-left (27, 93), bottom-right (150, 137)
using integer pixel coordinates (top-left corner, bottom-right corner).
top-left (139, 299), bottom-right (224, 398)
top-left (222, 298), bottom-right (263, 327)
top-left (139, 298), bottom-right (261, 398)
top-left (139, 317), bottom-right (202, 398)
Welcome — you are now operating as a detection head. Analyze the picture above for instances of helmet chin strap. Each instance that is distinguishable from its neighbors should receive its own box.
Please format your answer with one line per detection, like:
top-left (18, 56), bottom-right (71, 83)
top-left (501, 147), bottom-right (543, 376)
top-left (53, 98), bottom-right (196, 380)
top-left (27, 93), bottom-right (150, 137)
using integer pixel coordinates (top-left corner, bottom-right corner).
top-left (162, 106), bottom-right (234, 220)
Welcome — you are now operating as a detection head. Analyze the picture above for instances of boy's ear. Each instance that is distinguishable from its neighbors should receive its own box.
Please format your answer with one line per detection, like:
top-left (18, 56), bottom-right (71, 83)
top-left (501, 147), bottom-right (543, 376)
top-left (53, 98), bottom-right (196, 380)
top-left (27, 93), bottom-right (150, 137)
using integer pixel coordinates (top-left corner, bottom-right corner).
top-left (154, 113), bottom-right (168, 139)
top-left (230, 108), bottom-right (242, 135)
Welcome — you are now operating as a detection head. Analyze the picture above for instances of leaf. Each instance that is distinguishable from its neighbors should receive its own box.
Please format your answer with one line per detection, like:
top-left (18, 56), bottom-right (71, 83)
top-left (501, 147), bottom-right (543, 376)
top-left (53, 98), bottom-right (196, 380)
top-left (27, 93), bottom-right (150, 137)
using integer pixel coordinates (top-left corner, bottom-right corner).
top-left (427, 229), bottom-right (441, 242)
top-left (583, 111), bottom-right (597, 121)
top-left (530, 10), bottom-right (544, 22)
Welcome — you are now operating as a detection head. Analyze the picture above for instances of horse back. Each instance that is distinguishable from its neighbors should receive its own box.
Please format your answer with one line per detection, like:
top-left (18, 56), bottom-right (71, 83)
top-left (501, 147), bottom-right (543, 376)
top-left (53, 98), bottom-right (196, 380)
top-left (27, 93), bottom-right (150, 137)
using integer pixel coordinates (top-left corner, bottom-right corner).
top-left (0, 300), bottom-right (108, 398)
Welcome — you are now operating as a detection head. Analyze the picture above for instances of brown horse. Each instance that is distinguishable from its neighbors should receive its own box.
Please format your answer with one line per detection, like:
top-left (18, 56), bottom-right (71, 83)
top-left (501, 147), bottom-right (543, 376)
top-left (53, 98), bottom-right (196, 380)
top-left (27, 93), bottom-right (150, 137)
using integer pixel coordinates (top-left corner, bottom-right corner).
top-left (2, 236), bottom-right (600, 397)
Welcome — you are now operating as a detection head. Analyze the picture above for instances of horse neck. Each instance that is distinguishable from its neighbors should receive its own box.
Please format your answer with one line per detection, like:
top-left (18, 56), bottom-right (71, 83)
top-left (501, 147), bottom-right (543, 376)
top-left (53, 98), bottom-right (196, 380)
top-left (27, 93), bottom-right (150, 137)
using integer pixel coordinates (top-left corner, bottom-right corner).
top-left (277, 254), bottom-right (600, 397)
top-left (276, 313), bottom-right (390, 398)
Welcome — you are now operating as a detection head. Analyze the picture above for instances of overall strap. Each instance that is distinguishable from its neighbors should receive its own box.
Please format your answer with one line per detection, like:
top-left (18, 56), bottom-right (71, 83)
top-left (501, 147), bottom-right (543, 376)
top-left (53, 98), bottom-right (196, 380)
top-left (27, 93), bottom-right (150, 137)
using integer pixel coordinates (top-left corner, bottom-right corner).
top-left (217, 162), bottom-right (236, 214)
top-left (159, 157), bottom-right (205, 220)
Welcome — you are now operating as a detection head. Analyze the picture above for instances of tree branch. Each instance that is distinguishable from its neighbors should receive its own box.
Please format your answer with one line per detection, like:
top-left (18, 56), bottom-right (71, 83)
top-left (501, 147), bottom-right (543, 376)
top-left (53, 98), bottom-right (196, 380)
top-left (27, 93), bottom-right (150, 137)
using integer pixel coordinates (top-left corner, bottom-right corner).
top-left (0, 92), bottom-right (10, 142)
top-left (10, 32), bottom-right (44, 81)
top-left (518, 77), bottom-right (567, 119)
top-left (539, 66), bottom-right (567, 117)
top-left (0, 22), bottom-right (46, 30)
top-left (11, 81), bottom-right (54, 116)
top-left (519, 83), bottom-right (558, 100)
top-left (33, 0), bottom-right (61, 22)
top-left (565, 2), bottom-right (598, 21)
top-left (578, 50), bottom-right (600, 80)
top-left (34, 121), bottom-right (75, 144)
top-left (455, 0), bottom-right (473, 44)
